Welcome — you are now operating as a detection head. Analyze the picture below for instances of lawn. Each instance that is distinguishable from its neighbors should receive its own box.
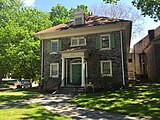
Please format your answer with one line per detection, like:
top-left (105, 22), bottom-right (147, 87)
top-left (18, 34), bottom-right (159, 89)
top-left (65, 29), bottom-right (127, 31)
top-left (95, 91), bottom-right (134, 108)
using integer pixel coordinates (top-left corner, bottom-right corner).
top-left (70, 84), bottom-right (160, 119)
top-left (0, 87), bottom-right (41, 104)
top-left (0, 104), bottom-right (71, 120)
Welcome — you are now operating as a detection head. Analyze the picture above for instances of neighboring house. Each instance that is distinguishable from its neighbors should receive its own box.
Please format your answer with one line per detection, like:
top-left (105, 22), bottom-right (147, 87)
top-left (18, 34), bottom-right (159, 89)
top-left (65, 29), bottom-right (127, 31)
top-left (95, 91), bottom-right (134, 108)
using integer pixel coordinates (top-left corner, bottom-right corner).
top-left (133, 26), bottom-right (160, 83)
top-left (35, 9), bottom-right (132, 91)
top-left (128, 52), bottom-right (135, 80)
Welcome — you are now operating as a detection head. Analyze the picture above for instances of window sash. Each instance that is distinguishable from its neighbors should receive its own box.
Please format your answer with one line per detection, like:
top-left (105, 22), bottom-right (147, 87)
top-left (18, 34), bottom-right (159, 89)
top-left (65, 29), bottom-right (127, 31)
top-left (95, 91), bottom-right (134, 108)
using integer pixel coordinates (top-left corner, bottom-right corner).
top-left (51, 41), bottom-right (58, 52)
top-left (71, 37), bottom-right (86, 46)
top-left (50, 63), bottom-right (59, 77)
top-left (100, 35), bottom-right (110, 49)
top-left (101, 61), bottom-right (112, 76)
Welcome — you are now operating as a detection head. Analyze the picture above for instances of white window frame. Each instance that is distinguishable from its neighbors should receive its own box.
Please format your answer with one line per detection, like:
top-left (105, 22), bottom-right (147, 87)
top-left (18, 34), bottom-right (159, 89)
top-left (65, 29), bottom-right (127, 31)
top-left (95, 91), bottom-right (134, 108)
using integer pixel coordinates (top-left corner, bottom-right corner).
top-left (51, 40), bottom-right (58, 53)
top-left (50, 63), bottom-right (59, 78)
top-left (100, 60), bottom-right (112, 77)
top-left (71, 37), bottom-right (86, 47)
top-left (100, 34), bottom-right (111, 49)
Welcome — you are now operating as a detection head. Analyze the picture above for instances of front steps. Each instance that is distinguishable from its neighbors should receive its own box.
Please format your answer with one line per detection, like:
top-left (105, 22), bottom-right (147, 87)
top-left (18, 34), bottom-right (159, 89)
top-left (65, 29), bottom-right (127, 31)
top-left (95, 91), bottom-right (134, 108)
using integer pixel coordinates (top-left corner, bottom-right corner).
top-left (55, 84), bottom-right (85, 94)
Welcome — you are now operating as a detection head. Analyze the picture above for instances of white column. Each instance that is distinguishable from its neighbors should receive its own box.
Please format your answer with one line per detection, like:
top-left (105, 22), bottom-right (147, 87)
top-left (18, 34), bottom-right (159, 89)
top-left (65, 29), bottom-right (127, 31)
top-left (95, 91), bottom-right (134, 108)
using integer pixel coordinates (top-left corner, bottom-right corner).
top-left (65, 59), bottom-right (68, 85)
top-left (81, 57), bottom-right (85, 86)
top-left (61, 58), bottom-right (65, 86)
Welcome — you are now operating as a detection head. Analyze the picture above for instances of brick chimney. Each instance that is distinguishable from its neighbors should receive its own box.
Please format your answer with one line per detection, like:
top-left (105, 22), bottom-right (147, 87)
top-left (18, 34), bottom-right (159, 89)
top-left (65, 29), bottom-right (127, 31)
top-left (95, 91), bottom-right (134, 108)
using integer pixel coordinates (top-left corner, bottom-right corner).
top-left (148, 30), bottom-right (155, 41)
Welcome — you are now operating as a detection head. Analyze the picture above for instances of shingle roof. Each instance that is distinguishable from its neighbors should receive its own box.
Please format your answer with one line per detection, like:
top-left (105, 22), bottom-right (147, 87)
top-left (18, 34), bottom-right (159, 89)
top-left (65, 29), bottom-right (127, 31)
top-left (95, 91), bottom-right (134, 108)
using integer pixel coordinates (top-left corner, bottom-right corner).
top-left (35, 15), bottom-right (127, 35)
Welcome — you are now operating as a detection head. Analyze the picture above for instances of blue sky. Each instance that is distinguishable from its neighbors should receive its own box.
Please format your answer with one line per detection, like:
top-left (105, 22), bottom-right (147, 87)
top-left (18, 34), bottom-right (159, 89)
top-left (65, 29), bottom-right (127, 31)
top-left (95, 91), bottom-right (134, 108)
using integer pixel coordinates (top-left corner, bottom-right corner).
top-left (23, 0), bottom-right (160, 48)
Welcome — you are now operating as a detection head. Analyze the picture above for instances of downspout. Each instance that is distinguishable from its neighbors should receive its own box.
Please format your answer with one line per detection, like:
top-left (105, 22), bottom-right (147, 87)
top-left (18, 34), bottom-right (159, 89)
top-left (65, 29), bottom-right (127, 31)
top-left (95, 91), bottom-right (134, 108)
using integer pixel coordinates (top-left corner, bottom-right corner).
top-left (120, 22), bottom-right (125, 86)
top-left (41, 39), bottom-right (44, 79)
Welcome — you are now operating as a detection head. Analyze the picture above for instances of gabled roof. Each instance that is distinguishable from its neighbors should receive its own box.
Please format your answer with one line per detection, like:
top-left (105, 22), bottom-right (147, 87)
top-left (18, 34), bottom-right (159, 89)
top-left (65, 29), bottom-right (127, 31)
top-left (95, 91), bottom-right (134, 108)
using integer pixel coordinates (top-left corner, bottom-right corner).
top-left (35, 15), bottom-right (129, 35)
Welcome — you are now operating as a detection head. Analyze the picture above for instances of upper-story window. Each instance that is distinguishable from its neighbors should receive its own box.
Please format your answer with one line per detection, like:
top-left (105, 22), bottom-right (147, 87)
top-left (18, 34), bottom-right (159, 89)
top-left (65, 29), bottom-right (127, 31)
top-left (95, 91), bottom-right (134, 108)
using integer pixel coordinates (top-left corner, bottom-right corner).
top-left (51, 40), bottom-right (58, 53)
top-left (100, 34), bottom-right (110, 49)
top-left (71, 37), bottom-right (86, 47)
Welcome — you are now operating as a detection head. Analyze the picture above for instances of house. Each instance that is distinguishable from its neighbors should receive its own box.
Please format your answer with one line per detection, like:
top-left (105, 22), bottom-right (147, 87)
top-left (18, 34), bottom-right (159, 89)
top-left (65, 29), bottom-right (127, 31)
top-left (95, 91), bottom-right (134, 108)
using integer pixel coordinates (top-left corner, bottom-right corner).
top-left (133, 26), bottom-right (160, 83)
top-left (35, 9), bottom-right (132, 91)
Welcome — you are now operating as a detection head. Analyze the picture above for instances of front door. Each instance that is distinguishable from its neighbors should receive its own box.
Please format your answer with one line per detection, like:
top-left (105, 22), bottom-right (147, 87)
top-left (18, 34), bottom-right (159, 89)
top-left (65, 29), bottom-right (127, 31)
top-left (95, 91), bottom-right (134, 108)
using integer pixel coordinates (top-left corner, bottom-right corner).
top-left (72, 64), bottom-right (81, 85)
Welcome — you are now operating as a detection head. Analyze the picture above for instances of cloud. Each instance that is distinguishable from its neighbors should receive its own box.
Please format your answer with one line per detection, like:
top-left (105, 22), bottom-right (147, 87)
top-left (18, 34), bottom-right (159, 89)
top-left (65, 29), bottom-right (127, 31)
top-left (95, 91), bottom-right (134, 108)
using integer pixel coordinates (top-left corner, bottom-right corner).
top-left (22, 0), bottom-right (35, 7)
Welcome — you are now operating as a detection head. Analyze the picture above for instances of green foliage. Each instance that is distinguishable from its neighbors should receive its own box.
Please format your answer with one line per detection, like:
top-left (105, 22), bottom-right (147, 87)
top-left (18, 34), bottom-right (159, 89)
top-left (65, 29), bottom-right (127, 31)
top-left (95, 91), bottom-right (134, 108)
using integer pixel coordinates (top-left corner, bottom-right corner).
top-left (71, 84), bottom-right (160, 119)
top-left (0, 0), bottom-right (52, 80)
top-left (50, 4), bottom-right (90, 25)
top-left (103, 0), bottom-right (160, 21)
top-left (50, 4), bottom-right (70, 26)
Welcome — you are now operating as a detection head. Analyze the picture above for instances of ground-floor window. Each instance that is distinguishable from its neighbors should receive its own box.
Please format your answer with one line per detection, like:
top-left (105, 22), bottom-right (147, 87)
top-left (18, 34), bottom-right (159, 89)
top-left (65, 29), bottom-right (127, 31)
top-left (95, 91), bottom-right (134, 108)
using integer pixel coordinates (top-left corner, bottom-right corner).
top-left (100, 60), bottom-right (112, 76)
top-left (50, 63), bottom-right (59, 78)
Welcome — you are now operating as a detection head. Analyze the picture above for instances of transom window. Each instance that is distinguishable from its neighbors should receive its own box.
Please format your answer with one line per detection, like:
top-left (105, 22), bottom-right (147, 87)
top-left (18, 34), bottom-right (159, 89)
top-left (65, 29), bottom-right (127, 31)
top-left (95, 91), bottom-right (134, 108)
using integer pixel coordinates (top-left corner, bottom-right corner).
top-left (100, 61), bottom-right (112, 76)
top-left (51, 40), bottom-right (58, 52)
top-left (71, 37), bottom-right (86, 46)
top-left (100, 34), bottom-right (110, 49)
top-left (50, 63), bottom-right (59, 78)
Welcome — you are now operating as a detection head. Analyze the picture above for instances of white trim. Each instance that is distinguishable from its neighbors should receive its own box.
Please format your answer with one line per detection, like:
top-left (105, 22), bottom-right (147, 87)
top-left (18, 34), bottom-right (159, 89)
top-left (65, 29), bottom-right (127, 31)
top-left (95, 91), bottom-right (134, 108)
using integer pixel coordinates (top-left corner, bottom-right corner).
top-left (120, 30), bottom-right (125, 85)
top-left (51, 40), bottom-right (58, 53)
top-left (100, 60), bottom-right (112, 77)
top-left (50, 63), bottom-right (59, 78)
top-left (71, 37), bottom-right (86, 47)
top-left (100, 34), bottom-right (111, 49)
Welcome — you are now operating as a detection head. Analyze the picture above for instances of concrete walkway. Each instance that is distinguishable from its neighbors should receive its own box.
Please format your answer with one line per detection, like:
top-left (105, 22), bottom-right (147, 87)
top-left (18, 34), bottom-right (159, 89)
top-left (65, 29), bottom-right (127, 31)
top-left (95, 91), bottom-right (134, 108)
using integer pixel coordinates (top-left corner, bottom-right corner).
top-left (0, 94), bottom-right (151, 120)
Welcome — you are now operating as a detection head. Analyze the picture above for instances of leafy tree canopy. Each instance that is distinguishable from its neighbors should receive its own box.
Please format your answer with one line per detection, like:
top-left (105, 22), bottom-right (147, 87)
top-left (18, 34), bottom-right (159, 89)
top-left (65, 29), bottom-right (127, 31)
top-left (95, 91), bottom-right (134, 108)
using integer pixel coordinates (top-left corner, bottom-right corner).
top-left (50, 4), bottom-right (90, 26)
top-left (0, 0), bottom-right (52, 80)
top-left (103, 0), bottom-right (160, 21)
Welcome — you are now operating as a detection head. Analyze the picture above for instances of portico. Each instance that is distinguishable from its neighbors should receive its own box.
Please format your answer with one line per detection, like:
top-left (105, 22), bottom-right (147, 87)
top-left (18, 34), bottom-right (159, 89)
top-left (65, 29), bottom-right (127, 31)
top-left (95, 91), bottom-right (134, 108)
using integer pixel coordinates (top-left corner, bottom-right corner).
top-left (59, 49), bottom-right (88, 87)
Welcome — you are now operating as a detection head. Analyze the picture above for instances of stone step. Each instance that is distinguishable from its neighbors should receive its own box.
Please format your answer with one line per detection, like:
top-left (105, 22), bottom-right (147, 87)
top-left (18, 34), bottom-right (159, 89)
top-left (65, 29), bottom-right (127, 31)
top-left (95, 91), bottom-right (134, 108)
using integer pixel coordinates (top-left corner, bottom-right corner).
top-left (56, 86), bottom-right (85, 94)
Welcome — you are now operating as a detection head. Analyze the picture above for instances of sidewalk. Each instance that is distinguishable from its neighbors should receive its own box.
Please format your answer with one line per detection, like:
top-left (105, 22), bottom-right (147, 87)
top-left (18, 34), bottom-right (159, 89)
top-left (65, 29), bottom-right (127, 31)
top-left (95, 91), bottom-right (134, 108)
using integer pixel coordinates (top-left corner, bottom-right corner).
top-left (0, 94), bottom-right (151, 120)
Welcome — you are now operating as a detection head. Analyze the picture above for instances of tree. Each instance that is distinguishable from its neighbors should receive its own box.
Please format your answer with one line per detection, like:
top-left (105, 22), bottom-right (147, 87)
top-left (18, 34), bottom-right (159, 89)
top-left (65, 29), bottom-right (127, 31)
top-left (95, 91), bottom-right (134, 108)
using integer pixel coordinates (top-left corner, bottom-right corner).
top-left (50, 4), bottom-right (90, 25)
top-left (103, 0), bottom-right (160, 21)
top-left (90, 3), bottom-right (145, 39)
top-left (50, 4), bottom-right (70, 26)
top-left (0, 0), bottom-right (52, 80)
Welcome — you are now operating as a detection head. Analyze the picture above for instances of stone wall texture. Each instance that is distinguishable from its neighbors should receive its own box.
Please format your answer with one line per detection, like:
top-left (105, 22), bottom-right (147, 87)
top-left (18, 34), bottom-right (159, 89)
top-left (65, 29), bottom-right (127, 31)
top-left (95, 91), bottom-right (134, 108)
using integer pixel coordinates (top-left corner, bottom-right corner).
top-left (41, 30), bottom-right (128, 91)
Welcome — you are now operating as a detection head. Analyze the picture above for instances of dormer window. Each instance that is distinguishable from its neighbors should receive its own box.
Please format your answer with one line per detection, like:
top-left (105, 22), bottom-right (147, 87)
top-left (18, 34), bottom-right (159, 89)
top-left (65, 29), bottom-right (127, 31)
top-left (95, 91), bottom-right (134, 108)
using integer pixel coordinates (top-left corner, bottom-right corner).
top-left (75, 17), bottom-right (83, 25)
top-left (73, 9), bottom-right (85, 25)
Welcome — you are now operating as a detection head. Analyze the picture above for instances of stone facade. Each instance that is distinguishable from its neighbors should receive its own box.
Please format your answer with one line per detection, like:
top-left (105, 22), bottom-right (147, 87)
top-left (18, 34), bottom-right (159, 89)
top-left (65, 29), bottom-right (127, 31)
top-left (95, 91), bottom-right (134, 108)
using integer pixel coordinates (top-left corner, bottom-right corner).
top-left (41, 30), bottom-right (128, 91)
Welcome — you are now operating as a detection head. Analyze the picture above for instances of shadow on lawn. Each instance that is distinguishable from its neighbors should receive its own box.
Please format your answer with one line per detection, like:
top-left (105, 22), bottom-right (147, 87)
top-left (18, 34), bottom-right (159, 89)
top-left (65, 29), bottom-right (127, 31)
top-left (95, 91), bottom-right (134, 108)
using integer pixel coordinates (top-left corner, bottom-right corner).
top-left (0, 88), bottom-right (39, 104)
top-left (71, 84), bottom-right (160, 119)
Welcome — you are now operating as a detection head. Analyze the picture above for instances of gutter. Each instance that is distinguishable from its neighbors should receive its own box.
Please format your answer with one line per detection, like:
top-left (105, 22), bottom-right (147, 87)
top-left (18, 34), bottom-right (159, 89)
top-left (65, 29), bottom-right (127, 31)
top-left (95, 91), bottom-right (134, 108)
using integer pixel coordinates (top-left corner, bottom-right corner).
top-left (41, 39), bottom-right (44, 79)
top-left (120, 22), bottom-right (125, 86)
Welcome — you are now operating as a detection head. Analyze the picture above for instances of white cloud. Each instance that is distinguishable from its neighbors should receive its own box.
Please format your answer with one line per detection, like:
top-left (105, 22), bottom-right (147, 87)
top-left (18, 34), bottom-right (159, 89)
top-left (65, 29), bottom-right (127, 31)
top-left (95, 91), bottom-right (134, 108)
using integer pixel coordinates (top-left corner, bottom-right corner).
top-left (22, 0), bottom-right (35, 7)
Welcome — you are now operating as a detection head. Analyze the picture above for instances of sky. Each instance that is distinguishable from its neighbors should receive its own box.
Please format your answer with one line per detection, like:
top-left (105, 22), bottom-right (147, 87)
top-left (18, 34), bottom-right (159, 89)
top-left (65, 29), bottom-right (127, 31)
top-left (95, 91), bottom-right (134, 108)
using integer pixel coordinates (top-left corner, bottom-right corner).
top-left (22, 0), bottom-right (160, 48)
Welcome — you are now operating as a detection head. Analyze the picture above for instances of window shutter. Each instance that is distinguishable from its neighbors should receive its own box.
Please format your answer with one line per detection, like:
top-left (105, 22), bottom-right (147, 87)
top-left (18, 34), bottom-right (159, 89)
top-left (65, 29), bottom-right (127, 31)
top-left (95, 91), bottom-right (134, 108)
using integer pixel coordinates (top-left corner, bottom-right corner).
top-left (110, 33), bottom-right (116, 48)
top-left (58, 40), bottom-right (61, 51)
top-left (96, 36), bottom-right (100, 49)
top-left (47, 41), bottom-right (51, 53)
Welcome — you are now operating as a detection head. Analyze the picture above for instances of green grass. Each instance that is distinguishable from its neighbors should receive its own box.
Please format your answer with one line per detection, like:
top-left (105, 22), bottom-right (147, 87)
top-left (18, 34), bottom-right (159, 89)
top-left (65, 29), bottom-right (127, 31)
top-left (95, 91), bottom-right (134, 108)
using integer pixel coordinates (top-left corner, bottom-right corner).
top-left (0, 87), bottom-right (41, 104)
top-left (0, 104), bottom-right (71, 120)
top-left (70, 84), bottom-right (160, 119)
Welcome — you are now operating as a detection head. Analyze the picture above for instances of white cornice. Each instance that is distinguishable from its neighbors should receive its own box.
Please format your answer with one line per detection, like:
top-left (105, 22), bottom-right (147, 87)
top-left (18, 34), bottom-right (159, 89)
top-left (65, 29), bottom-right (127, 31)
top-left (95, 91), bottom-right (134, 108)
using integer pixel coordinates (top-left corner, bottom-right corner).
top-left (35, 22), bottom-right (130, 40)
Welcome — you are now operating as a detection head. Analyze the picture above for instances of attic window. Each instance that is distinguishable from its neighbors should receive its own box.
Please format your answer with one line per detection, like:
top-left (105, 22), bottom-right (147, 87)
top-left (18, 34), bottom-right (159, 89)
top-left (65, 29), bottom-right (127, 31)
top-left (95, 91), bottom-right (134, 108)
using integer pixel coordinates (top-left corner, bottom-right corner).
top-left (73, 9), bottom-right (85, 25)
top-left (75, 17), bottom-right (83, 25)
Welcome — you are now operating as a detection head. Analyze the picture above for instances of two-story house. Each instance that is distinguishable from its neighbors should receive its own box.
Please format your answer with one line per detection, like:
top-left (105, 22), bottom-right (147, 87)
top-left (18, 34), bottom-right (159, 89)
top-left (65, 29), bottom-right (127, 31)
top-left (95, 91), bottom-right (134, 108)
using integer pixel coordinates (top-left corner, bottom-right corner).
top-left (35, 9), bottom-right (132, 91)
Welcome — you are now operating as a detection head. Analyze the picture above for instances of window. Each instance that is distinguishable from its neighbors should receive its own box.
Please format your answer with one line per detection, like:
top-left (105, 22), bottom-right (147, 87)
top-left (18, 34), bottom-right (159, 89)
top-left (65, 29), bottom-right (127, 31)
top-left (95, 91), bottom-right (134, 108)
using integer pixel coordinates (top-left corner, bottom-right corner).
top-left (51, 40), bottom-right (58, 53)
top-left (101, 61), bottom-right (112, 76)
top-left (100, 34), bottom-right (110, 49)
top-left (71, 37), bottom-right (86, 46)
top-left (75, 17), bottom-right (83, 25)
top-left (50, 63), bottom-right (59, 78)
top-left (128, 59), bottom-right (132, 63)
